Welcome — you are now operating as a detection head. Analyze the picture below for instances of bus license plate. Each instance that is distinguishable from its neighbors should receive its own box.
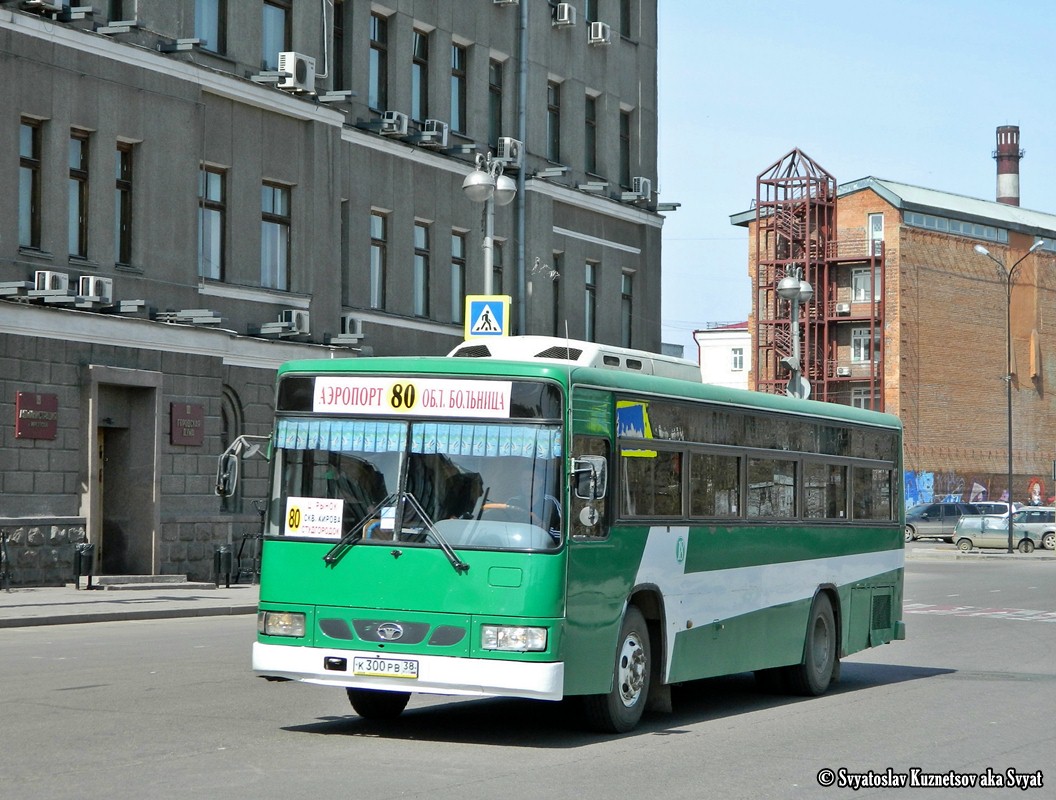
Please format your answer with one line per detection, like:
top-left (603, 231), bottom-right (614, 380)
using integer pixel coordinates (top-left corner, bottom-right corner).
top-left (352, 657), bottom-right (419, 679)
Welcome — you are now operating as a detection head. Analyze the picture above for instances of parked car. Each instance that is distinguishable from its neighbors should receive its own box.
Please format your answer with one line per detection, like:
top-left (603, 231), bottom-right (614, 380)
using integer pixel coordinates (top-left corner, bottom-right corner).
top-left (970, 501), bottom-right (1021, 517)
top-left (952, 507), bottom-right (1055, 553)
top-left (904, 502), bottom-right (983, 543)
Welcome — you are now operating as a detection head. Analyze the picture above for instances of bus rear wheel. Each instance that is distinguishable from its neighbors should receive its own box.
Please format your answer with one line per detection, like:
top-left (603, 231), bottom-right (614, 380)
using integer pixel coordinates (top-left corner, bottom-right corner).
top-left (786, 593), bottom-right (837, 697)
top-left (582, 605), bottom-right (651, 733)
top-left (346, 688), bottom-right (410, 719)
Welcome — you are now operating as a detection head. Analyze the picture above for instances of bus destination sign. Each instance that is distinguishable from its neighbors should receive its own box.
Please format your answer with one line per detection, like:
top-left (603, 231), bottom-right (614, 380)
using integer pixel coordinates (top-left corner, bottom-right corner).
top-left (314, 377), bottom-right (513, 419)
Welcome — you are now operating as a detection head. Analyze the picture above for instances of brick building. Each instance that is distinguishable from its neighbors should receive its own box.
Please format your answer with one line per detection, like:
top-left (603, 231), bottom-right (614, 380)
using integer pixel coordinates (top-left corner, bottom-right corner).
top-left (0, 0), bottom-right (665, 586)
top-left (732, 145), bottom-right (1056, 508)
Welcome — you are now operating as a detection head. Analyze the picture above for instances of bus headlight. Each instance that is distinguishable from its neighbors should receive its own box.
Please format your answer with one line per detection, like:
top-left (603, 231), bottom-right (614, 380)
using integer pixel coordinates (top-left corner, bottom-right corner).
top-left (258, 611), bottom-right (306, 637)
top-left (481, 625), bottom-right (547, 652)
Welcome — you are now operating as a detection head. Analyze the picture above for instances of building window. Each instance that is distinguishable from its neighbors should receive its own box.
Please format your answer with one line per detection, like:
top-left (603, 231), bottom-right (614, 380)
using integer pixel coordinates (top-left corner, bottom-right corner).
top-left (69, 130), bottom-right (90, 258)
top-left (731, 347), bottom-right (744, 371)
top-left (619, 0), bottom-right (632, 37)
top-left (261, 0), bottom-right (290, 70)
top-left (851, 267), bottom-right (881, 303)
top-left (115, 143), bottom-right (133, 265)
top-left (547, 81), bottom-right (561, 163)
top-left (450, 44), bottom-right (467, 133)
top-left (104, 0), bottom-right (125, 19)
top-left (261, 182), bottom-right (290, 291)
top-left (868, 212), bottom-right (884, 256)
top-left (19, 119), bottom-right (42, 250)
top-left (552, 253), bottom-right (563, 337)
top-left (585, 94), bottom-right (598, 174)
top-left (194, 0), bottom-right (226, 53)
top-left (851, 327), bottom-right (880, 363)
top-left (333, 0), bottom-right (345, 91)
top-left (621, 272), bottom-right (633, 348)
top-left (451, 232), bottom-right (466, 323)
top-left (369, 211), bottom-right (387, 309)
top-left (585, 262), bottom-right (597, 341)
top-left (851, 387), bottom-right (877, 410)
top-left (411, 29), bottom-right (429, 121)
top-left (368, 13), bottom-right (388, 110)
top-left (904, 210), bottom-right (1008, 244)
top-left (619, 110), bottom-right (631, 188)
top-left (198, 166), bottom-right (225, 279)
top-left (584, 0), bottom-right (598, 22)
top-left (413, 223), bottom-right (431, 317)
top-left (488, 59), bottom-right (503, 148)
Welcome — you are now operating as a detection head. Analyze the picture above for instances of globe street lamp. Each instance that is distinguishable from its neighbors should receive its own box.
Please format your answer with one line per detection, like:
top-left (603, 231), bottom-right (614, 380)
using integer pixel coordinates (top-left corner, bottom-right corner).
top-left (974, 238), bottom-right (1045, 553)
top-left (776, 265), bottom-right (814, 399)
top-left (462, 153), bottom-right (517, 295)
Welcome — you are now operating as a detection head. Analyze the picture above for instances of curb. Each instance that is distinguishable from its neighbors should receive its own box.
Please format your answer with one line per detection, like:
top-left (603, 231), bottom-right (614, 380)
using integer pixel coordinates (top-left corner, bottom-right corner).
top-left (0, 603), bottom-right (258, 629)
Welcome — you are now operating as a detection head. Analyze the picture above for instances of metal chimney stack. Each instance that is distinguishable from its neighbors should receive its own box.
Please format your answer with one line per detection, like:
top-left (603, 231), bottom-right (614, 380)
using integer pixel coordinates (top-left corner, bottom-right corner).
top-left (994, 125), bottom-right (1023, 206)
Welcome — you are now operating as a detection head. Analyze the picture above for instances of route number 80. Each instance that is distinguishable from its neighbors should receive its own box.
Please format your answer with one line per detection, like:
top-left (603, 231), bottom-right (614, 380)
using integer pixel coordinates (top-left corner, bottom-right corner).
top-left (389, 383), bottom-right (417, 410)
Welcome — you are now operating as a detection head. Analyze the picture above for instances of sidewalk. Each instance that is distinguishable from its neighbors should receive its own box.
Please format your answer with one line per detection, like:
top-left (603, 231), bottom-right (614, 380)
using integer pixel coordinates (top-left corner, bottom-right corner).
top-left (0, 580), bottom-right (259, 629)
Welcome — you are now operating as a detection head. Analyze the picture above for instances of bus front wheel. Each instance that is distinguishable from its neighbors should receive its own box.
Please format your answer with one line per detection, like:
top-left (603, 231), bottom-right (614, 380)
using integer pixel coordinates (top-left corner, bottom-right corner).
top-left (787, 593), bottom-right (837, 697)
top-left (346, 688), bottom-right (411, 720)
top-left (582, 605), bottom-right (651, 733)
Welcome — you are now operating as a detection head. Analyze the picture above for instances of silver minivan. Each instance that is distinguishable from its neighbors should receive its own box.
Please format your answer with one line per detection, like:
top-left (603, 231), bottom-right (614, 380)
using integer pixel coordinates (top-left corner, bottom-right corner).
top-left (904, 502), bottom-right (981, 543)
top-left (952, 507), bottom-right (1054, 552)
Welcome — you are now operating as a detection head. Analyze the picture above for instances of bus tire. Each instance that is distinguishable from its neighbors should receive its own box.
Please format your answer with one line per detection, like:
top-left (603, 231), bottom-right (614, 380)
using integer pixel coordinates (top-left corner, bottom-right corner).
top-left (583, 605), bottom-right (651, 733)
top-left (346, 688), bottom-right (411, 719)
top-left (787, 593), bottom-right (837, 697)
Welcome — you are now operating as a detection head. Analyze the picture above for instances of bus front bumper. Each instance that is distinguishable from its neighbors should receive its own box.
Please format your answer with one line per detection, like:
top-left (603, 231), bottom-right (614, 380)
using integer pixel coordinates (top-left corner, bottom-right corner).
top-left (253, 642), bottom-right (565, 701)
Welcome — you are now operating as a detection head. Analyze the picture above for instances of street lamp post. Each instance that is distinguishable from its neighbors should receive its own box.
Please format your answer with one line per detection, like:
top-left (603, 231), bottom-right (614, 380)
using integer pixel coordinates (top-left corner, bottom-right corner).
top-left (462, 153), bottom-right (517, 295)
top-left (974, 238), bottom-right (1045, 553)
top-left (776, 265), bottom-right (814, 399)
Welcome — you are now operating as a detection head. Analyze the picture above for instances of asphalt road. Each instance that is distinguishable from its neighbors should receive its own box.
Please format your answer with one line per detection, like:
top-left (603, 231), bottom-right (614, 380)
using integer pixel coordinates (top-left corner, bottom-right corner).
top-left (3, 558), bottom-right (1053, 800)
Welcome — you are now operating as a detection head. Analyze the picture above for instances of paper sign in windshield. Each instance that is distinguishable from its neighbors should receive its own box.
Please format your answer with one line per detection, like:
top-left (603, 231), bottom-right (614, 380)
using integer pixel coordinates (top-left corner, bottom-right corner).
top-left (284, 496), bottom-right (344, 538)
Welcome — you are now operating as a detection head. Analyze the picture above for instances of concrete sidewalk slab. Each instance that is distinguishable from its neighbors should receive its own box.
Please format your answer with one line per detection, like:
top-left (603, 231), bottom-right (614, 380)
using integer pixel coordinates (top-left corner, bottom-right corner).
top-left (0, 582), bottom-right (259, 629)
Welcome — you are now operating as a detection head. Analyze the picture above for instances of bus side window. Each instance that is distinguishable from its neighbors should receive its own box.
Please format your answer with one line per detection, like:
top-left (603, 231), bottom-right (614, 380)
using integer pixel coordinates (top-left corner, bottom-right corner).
top-left (571, 435), bottom-right (610, 539)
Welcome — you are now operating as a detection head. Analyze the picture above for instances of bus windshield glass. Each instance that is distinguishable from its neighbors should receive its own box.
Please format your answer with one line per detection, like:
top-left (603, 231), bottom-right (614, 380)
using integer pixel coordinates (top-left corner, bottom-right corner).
top-left (268, 418), bottom-right (563, 551)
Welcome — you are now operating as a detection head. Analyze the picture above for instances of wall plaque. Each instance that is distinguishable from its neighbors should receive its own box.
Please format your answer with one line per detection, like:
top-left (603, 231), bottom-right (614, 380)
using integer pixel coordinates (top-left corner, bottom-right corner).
top-left (170, 402), bottom-right (205, 446)
top-left (15, 392), bottom-right (58, 439)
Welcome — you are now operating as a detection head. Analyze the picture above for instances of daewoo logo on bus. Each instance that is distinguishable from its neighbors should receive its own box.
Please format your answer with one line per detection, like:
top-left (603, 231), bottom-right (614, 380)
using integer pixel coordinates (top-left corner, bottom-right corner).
top-left (376, 623), bottom-right (404, 641)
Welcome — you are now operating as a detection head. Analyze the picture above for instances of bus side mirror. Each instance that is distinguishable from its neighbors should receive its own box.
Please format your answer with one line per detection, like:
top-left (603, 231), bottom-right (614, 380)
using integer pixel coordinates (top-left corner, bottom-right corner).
top-left (572, 456), bottom-right (608, 500)
top-left (215, 453), bottom-right (239, 497)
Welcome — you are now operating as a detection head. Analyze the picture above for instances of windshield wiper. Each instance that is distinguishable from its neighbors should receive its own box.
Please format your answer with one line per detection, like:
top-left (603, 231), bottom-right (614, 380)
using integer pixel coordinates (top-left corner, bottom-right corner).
top-left (400, 492), bottom-right (470, 575)
top-left (322, 492), bottom-right (398, 566)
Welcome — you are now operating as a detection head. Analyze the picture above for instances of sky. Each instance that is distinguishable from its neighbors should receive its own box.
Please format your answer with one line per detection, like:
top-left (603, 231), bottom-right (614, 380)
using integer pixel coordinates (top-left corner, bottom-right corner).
top-left (656, 0), bottom-right (1056, 358)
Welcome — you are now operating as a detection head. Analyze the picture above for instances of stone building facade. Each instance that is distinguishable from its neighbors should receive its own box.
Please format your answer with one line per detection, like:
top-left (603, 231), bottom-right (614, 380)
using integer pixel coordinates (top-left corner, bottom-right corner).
top-left (1, 0), bottom-right (667, 585)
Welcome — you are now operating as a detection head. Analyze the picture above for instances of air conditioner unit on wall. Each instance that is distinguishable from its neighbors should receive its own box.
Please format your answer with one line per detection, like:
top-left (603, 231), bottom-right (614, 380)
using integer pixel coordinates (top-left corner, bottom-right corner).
top-left (553, 3), bottom-right (576, 26)
top-left (496, 136), bottom-right (523, 168)
top-left (632, 176), bottom-right (652, 198)
top-left (493, 0), bottom-right (519, 5)
top-left (421, 119), bottom-right (449, 148)
top-left (380, 110), bottom-right (409, 136)
top-left (836, 366), bottom-right (852, 377)
top-left (280, 309), bottom-right (310, 335)
top-left (588, 21), bottom-right (611, 45)
top-left (78, 276), bottom-right (114, 303)
top-left (277, 52), bottom-right (316, 93)
top-left (34, 270), bottom-right (70, 293)
top-left (835, 302), bottom-right (851, 315)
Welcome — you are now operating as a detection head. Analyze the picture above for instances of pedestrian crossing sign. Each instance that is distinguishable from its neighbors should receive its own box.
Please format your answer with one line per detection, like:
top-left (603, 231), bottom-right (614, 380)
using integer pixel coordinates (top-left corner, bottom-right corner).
top-left (464, 294), bottom-right (511, 339)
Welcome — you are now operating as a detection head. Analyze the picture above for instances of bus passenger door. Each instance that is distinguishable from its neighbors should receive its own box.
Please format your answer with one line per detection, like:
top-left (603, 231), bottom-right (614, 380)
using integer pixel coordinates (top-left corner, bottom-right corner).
top-left (564, 434), bottom-right (626, 695)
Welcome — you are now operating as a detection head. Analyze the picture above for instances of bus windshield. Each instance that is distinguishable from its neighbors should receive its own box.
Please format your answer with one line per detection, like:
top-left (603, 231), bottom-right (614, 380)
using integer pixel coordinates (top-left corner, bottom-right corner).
top-left (267, 418), bottom-right (563, 551)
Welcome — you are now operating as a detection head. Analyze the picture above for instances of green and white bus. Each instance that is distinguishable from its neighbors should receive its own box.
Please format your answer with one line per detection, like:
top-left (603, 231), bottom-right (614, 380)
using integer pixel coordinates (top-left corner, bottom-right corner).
top-left (240, 336), bottom-right (904, 732)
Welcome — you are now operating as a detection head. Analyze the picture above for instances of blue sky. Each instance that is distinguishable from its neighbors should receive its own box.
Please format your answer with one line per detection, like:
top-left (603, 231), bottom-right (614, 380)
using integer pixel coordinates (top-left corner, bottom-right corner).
top-left (656, 0), bottom-right (1056, 356)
